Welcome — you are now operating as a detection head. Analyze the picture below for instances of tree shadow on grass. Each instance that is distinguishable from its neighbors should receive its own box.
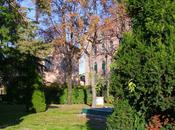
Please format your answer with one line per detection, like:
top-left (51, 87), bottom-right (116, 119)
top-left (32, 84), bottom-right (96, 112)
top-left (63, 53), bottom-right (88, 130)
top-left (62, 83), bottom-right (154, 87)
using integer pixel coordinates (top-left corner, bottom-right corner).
top-left (83, 107), bottom-right (113, 130)
top-left (86, 115), bottom-right (107, 130)
top-left (0, 103), bottom-right (29, 129)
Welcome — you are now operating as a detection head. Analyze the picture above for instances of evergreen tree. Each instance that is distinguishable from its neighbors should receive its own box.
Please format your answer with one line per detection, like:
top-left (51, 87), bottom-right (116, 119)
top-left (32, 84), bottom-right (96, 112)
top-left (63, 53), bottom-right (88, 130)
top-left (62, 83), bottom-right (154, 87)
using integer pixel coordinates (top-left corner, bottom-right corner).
top-left (0, 0), bottom-right (23, 85)
top-left (110, 0), bottom-right (175, 119)
top-left (0, 1), bottom-right (49, 111)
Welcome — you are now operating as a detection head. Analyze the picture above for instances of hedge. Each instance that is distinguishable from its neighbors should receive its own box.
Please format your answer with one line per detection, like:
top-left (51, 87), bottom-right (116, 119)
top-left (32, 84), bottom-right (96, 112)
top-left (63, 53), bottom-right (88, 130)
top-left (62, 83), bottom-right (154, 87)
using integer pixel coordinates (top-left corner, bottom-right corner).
top-left (44, 85), bottom-right (92, 105)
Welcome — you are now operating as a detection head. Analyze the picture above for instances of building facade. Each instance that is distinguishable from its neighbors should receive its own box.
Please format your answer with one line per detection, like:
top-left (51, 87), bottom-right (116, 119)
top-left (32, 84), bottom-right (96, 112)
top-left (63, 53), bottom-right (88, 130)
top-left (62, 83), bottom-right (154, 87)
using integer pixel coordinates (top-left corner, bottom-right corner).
top-left (43, 45), bottom-right (79, 85)
top-left (83, 37), bottom-right (119, 86)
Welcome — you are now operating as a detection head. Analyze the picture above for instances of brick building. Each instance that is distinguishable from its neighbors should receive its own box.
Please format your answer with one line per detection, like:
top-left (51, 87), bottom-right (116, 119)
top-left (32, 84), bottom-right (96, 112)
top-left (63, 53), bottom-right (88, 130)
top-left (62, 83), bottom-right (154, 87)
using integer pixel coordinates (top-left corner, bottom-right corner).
top-left (83, 37), bottom-right (119, 86)
top-left (43, 45), bottom-right (79, 85)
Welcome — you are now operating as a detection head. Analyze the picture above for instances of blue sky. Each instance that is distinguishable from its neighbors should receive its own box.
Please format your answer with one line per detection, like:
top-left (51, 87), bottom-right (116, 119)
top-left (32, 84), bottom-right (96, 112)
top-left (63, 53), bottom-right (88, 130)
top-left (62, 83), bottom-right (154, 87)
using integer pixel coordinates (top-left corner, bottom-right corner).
top-left (20, 1), bottom-right (85, 74)
top-left (20, 1), bottom-right (35, 20)
top-left (79, 56), bottom-right (85, 74)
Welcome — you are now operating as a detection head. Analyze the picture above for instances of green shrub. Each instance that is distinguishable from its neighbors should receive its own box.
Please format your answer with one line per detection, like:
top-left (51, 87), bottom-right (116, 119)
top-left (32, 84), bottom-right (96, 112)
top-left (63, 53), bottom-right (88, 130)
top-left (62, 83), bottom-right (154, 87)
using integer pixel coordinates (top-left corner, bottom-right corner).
top-left (73, 88), bottom-right (84, 104)
top-left (44, 83), bottom-right (66, 104)
top-left (107, 100), bottom-right (146, 130)
top-left (59, 87), bottom-right (92, 105)
top-left (160, 124), bottom-right (175, 130)
top-left (31, 84), bottom-right (46, 112)
top-left (107, 95), bottom-right (114, 104)
top-left (44, 84), bottom-right (90, 105)
top-left (95, 76), bottom-right (105, 96)
top-left (59, 89), bottom-right (67, 104)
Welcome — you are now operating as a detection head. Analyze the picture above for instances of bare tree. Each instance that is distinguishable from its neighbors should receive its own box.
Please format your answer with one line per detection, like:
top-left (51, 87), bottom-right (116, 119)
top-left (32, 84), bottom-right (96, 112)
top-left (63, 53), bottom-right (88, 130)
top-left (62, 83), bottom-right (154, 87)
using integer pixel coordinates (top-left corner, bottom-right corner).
top-left (83, 0), bottom-right (130, 105)
top-left (40, 0), bottom-right (86, 104)
top-left (39, 0), bottom-right (130, 106)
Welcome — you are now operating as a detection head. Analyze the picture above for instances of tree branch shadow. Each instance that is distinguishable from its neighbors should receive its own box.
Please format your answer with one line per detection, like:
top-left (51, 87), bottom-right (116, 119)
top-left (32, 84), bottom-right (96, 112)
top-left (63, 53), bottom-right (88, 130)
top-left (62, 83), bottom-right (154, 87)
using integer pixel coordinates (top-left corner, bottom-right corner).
top-left (86, 114), bottom-right (107, 130)
top-left (0, 103), bottom-right (30, 129)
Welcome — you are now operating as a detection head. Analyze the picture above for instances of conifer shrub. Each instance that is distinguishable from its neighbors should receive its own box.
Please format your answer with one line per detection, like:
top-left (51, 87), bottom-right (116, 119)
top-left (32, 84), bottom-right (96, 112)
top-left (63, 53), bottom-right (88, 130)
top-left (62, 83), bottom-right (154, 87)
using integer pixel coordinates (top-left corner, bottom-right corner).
top-left (107, 100), bottom-right (146, 130)
top-left (31, 84), bottom-right (46, 113)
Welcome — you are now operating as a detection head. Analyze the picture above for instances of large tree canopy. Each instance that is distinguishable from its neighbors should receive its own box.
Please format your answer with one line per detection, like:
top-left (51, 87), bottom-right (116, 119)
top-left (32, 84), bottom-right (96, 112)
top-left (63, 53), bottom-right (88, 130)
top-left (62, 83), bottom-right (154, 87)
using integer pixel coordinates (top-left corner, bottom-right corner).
top-left (0, 0), bottom-right (50, 112)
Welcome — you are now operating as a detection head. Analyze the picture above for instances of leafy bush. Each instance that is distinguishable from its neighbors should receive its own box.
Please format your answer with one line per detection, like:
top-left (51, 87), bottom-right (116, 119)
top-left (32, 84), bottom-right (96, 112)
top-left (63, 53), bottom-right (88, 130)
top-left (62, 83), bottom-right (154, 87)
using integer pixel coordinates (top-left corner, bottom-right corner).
top-left (95, 76), bottom-right (106, 96)
top-left (107, 100), bottom-right (146, 130)
top-left (106, 95), bottom-right (114, 104)
top-left (31, 84), bottom-right (46, 113)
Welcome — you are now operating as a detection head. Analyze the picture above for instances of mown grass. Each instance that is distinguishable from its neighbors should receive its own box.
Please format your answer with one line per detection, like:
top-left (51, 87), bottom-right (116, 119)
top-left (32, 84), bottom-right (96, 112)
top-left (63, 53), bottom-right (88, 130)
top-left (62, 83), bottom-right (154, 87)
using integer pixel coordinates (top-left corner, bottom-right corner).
top-left (0, 104), bottom-right (106, 130)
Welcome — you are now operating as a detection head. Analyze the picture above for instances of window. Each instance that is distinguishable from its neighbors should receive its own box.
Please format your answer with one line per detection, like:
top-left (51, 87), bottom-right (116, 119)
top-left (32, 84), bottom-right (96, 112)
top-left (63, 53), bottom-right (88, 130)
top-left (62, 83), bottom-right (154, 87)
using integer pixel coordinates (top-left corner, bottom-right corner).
top-left (45, 56), bottom-right (53, 71)
top-left (94, 62), bottom-right (98, 73)
top-left (80, 75), bottom-right (85, 82)
top-left (102, 60), bottom-right (106, 75)
top-left (110, 40), bottom-right (114, 50)
top-left (119, 37), bottom-right (123, 43)
top-left (93, 45), bottom-right (97, 55)
top-left (102, 43), bottom-right (105, 50)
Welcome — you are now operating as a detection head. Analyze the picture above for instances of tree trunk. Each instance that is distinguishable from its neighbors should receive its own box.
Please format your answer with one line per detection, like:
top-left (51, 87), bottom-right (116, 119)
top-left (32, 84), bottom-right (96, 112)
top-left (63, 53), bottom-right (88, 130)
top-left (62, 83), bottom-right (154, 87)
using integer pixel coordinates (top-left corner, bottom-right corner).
top-left (67, 56), bottom-right (73, 105)
top-left (105, 55), bottom-right (109, 103)
top-left (67, 71), bottom-right (72, 105)
top-left (90, 44), bottom-right (97, 108)
top-left (92, 72), bottom-right (96, 108)
top-left (88, 57), bottom-right (96, 107)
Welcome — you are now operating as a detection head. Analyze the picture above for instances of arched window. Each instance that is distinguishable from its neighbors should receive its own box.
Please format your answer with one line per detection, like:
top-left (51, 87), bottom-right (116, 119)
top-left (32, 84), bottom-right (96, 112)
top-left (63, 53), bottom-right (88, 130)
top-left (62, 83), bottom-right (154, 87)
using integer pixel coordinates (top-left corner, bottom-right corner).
top-left (102, 60), bottom-right (106, 75)
top-left (110, 40), bottom-right (114, 50)
top-left (94, 62), bottom-right (98, 73)
top-left (93, 45), bottom-right (97, 55)
top-left (102, 43), bottom-right (105, 52)
top-left (119, 37), bottom-right (123, 43)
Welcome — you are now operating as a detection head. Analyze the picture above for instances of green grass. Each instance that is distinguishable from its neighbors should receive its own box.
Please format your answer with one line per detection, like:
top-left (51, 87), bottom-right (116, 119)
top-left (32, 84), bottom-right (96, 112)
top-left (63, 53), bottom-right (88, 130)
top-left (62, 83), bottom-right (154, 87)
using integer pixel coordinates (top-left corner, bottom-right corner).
top-left (0, 104), bottom-right (106, 130)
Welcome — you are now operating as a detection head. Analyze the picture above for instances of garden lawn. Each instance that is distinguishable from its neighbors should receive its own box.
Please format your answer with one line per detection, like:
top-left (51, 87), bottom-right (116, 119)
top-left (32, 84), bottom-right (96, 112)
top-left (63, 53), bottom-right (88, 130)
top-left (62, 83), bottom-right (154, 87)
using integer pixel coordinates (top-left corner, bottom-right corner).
top-left (0, 104), bottom-right (106, 130)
